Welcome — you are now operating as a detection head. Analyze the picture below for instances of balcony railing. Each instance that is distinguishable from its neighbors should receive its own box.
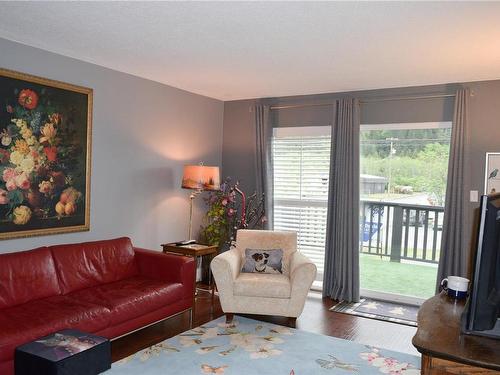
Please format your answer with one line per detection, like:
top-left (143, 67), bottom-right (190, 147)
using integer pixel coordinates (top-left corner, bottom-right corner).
top-left (360, 200), bottom-right (444, 264)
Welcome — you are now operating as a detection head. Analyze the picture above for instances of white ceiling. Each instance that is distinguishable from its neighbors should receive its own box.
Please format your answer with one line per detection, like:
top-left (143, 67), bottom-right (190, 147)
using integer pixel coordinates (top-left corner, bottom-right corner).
top-left (0, 1), bottom-right (500, 101)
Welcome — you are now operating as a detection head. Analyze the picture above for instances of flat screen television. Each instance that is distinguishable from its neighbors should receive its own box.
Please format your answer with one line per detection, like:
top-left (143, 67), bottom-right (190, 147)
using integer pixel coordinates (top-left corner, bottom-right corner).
top-left (462, 194), bottom-right (500, 339)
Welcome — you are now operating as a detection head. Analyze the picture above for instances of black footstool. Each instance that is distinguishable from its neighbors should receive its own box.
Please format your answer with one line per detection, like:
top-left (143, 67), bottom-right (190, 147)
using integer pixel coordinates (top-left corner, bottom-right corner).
top-left (15, 329), bottom-right (111, 375)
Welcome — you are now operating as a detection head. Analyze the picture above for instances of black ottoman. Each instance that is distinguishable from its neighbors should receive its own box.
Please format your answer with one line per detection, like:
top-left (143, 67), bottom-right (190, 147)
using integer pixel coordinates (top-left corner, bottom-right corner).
top-left (15, 329), bottom-right (111, 375)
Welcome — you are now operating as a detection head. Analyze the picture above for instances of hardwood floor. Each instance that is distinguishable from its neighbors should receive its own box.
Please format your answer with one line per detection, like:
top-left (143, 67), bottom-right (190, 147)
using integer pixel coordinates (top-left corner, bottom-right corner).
top-left (111, 289), bottom-right (419, 362)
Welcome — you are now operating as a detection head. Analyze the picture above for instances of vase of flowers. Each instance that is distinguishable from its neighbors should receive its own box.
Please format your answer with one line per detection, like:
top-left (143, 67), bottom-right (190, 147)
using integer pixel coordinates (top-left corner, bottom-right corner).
top-left (200, 177), bottom-right (266, 251)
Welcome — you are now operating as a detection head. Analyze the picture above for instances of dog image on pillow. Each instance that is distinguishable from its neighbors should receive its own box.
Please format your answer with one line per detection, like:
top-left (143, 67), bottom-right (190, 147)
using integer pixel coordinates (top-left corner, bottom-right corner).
top-left (241, 248), bottom-right (284, 274)
top-left (252, 252), bottom-right (282, 274)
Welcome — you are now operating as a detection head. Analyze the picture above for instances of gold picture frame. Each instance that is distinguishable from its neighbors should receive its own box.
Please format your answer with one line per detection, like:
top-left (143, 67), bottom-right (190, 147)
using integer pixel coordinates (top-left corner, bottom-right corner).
top-left (0, 68), bottom-right (92, 239)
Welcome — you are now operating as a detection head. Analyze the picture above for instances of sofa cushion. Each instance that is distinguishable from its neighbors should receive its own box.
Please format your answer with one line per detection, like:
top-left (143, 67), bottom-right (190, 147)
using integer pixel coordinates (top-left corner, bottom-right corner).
top-left (233, 273), bottom-right (291, 298)
top-left (50, 237), bottom-right (139, 294)
top-left (68, 276), bottom-right (184, 325)
top-left (0, 247), bottom-right (60, 309)
top-left (0, 295), bottom-right (111, 362)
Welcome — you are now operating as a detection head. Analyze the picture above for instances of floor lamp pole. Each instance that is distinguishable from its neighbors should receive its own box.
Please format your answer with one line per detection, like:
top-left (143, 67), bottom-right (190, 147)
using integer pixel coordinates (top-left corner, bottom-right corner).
top-left (188, 189), bottom-right (201, 240)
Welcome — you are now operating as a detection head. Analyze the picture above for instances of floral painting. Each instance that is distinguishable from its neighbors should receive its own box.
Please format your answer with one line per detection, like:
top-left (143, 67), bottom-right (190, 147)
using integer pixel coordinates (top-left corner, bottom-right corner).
top-left (0, 68), bottom-right (92, 239)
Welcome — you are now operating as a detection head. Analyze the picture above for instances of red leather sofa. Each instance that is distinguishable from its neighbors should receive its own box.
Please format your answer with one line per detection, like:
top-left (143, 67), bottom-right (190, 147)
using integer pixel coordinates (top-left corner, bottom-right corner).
top-left (0, 237), bottom-right (195, 375)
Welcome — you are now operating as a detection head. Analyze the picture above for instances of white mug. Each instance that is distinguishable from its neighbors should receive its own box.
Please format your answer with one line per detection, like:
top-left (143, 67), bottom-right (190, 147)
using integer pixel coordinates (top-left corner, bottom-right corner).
top-left (441, 276), bottom-right (469, 299)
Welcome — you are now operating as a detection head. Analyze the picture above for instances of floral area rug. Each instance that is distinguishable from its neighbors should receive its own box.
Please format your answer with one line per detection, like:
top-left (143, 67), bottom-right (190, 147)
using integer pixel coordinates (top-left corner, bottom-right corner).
top-left (106, 316), bottom-right (420, 374)
top-left (330, 299), bottom-right (419, 327)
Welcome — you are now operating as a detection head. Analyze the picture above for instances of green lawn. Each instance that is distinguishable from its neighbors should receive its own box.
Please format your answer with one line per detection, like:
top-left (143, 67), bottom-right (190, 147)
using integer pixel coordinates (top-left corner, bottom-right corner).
top-left (360, 253), bottom-right (437, 299)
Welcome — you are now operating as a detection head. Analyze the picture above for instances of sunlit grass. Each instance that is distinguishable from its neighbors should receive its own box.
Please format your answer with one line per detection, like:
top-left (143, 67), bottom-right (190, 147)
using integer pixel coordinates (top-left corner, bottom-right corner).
top-left (360, 253), bottom-right (437, 299)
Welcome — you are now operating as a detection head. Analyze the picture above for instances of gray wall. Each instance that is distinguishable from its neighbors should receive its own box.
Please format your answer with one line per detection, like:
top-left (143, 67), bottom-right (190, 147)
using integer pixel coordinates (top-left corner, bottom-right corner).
top-left (221, 99), bottom-right (257, 193)
top-left (0, 38), bottom-right (224, 254)
top-left (222, 80), bottom-right (500, 254)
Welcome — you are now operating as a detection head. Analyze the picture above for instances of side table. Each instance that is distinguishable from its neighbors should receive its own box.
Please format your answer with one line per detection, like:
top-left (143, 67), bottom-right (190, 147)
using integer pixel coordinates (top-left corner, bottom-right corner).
top-left (412, 292), bottom-right (500, 374)
top-left (161, 243), bottom-right (218, 325)
top-left (15, 329), bottom-right (110, 375)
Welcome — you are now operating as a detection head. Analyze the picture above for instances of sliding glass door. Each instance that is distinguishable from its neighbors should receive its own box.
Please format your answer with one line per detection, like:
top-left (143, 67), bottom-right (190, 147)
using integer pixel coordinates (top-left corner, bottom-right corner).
top-left (359, 122), bottom-right (452, 302)
top-left (270, 121), bottom-right (451, 302)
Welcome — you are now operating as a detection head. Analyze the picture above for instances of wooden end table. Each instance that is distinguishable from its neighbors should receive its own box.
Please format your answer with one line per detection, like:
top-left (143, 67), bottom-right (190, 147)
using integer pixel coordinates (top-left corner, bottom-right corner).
top-left (412, 292), bottom-right (500, 374)
top-left (161, 243), bottom-right (218, 325)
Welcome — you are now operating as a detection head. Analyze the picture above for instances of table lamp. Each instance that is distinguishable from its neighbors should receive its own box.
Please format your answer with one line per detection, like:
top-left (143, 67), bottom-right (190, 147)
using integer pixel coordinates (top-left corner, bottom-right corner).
top-left (182, 164), bottom-right (220, 241)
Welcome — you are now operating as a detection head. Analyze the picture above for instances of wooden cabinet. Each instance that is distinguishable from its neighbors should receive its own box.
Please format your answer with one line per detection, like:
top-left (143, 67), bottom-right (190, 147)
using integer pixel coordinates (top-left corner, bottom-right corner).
top-left (412, 293), bottom-right (500, 374)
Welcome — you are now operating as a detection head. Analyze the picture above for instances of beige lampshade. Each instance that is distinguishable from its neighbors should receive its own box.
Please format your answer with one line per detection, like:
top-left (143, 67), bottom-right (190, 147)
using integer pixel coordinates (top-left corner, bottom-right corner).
top-left (181, 165), bottom-right (220, 191)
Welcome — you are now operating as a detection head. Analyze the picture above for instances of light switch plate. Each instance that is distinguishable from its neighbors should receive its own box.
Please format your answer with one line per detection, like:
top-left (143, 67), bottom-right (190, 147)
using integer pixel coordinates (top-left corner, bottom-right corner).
top-left (470, 190), bottom-right (479, 202)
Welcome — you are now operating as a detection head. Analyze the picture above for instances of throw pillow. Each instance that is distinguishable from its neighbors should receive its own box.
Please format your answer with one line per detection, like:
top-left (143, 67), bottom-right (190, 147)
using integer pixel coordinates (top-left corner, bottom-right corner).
top-left (241, 248), bottom-right (283, 274)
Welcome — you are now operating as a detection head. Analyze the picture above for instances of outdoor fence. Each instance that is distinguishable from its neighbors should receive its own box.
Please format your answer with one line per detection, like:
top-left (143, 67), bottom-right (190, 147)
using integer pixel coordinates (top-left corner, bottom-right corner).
top-left (360, 200), bottom-right (444, 264)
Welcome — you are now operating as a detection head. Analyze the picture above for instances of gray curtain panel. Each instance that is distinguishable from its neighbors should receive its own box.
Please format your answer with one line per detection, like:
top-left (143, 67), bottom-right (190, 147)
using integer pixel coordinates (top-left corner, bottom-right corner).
top-left (255, 105), bottom-right (273, 229)
top-left (323, 98), bottom-right (361, 302)
top-left (436, 88), bottom-right (471, 291)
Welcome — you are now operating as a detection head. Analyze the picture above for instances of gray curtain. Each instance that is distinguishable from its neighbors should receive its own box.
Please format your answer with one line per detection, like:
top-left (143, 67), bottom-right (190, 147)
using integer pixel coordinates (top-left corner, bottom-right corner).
top-left (436, 88), bottom-right (471, 291)
top-left (323, 98), bottom-right (361, 302)
top-left (255, 105), bottom-right (273, 229)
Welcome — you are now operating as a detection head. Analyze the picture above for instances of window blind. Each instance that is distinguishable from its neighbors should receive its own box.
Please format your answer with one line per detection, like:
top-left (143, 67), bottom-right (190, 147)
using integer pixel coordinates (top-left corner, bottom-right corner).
top-left (272, 128), bottom-right (331, 281)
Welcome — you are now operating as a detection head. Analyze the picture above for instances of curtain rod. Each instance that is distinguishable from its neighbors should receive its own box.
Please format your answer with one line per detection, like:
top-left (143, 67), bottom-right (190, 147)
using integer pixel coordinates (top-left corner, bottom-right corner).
top-left (269, 93), bottom-right (456, 111)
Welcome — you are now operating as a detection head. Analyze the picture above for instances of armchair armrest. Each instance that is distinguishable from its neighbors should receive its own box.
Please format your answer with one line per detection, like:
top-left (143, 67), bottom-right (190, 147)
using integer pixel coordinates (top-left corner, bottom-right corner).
top-left (134, 248), bottom-right (195, 300)
top-left (211, 250), bottom-right (241, 296)
top-left (211, 250), bottom-right (241, 313)
top-left (290, 251), bottom-right (317, 301)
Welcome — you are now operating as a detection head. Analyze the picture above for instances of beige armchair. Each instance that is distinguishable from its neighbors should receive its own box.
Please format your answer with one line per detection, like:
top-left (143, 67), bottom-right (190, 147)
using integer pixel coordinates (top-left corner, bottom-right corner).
top-left (211, 230), bottom-right (317, 324)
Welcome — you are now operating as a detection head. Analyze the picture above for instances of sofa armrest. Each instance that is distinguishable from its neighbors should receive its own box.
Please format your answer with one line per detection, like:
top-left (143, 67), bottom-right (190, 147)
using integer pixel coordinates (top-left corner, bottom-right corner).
top-left (134, 248), bottom-right (195, 301)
